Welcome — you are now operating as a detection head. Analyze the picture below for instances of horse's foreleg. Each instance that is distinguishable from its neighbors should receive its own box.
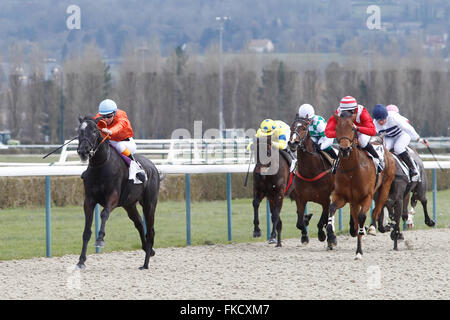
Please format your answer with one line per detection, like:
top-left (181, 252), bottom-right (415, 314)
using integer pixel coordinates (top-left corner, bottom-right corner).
top-left (327, 198), bottom-right (346, 250)
top-left (371, 178), bottom-right (394, 233)
top-left (252, 192), bottom-right (264, 238)
top-left (317, 200), bottom-right (330, 242)
top-left (295, 200), bottom-right (308, 244)
top-left (77, 198), bottom-right (96, 269)
top-left (271, 197), bottom-right (284, 247)
top-left (95, 192), bottom-right (119, 248)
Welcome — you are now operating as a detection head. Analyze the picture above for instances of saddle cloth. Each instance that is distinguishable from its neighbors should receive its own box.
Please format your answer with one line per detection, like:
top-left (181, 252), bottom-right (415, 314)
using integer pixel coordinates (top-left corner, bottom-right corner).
top-left (391, 147), bottom-right (421, 183)
top-left (114, 147), bottom-right (147, 184)
top-left (365, 144), bottom-right (385, 172)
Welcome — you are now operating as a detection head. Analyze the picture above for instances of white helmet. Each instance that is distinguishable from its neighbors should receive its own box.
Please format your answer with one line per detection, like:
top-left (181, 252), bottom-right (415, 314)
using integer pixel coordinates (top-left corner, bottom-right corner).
top-left (98, 99), bottom-right (118, 115)
top-left (298, 104), bottom-right (315, 119)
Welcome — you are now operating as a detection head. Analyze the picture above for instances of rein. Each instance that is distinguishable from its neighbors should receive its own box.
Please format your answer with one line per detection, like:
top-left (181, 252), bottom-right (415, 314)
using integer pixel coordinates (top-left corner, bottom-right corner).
top-left (295, 168), bottom-right (331, 182)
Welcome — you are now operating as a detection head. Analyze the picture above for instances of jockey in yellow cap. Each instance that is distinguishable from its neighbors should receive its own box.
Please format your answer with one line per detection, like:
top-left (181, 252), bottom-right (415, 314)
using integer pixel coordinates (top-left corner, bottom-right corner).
top-left (248, 119), bottom-right (297, 172)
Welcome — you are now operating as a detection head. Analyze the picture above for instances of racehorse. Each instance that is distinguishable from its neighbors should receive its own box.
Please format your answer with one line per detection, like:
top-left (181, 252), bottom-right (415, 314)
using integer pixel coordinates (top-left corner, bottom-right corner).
top-left (378, 146), bottom-right (435, 249)
top-left (288, 115), bottom-right (334, 245)
top-left (252, 134), bottom-right (291, 247)
top-left (326, 111), bottom-right (395, 259)
top-left (76, 116), bottom-right (160, 270)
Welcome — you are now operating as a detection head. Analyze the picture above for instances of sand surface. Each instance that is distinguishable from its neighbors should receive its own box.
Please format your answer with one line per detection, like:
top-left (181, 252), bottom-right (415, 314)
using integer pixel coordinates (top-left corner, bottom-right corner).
top-left (0, 228), bottom-right (449, 300)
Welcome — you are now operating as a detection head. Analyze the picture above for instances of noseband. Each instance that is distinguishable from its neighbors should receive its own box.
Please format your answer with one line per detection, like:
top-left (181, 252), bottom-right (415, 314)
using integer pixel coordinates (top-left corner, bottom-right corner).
top-left (291, 118), bottom-right (312, 153)
top-left (77, 124), bottom-right (110, 160)
top-left (337, 128), bottom-right (357, 152)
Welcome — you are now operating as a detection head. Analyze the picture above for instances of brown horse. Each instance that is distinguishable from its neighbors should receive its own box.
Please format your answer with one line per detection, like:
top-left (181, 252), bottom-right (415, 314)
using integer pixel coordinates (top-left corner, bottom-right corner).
top-left (326, 111), bottom-right (395, 259)
top-left (288, 116), bottom-right (334, 244)
top-left (252, 134), bottom-right (291, 247)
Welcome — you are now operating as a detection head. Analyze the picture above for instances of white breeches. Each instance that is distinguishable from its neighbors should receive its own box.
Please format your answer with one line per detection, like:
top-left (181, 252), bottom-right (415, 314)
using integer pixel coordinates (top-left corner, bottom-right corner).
top-left (384, 132), bottom-right (411, 154)
top-left (311, 136), bottom-right (334, 150)
top-left (109, 138), bottom-right (137, 154)
top-left (358, 133), bottom-right (371, 148)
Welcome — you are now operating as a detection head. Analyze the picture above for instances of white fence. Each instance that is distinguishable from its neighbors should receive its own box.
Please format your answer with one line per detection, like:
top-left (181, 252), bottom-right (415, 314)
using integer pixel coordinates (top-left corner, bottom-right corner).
top-left (56, 138), bottom-right (252, 165)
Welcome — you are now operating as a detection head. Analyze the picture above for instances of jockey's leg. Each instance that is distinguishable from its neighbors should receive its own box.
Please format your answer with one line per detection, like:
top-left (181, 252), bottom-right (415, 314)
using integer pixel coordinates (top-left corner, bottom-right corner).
top-left (115, 139), bottom-right (146, 183)
top-left (319, 136), bottom-right (338, 159)
top-left (359, 133), bottom-right (384, 171)
top-left (394, 133), bottom-right (418, 181)
top-left (285, 147), bottom-right (297, 172)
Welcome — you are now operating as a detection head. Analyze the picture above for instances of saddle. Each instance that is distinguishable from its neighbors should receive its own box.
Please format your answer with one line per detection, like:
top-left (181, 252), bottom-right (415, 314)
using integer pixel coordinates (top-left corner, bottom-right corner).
top-left (390, 147), bottom-right (421, 182)
top-left (113, 147), bottom-right (147, 184)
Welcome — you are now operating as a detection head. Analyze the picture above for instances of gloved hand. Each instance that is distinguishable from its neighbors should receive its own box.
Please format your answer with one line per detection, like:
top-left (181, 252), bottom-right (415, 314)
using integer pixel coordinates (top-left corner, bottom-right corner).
top-left (419, 138), bottom-right (430, 147)
top-left (101, 128), bottom-right (112, 136)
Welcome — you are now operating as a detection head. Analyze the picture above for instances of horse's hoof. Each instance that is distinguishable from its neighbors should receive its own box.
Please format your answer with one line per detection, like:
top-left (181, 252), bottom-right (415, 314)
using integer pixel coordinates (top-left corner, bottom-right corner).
top-left (318, 230), bottom-right (326, 242)
top-left (139, 265), bottom-right (149, 270)
top-left (253, 231), bottom-right (262, 238)
top-left (327, 237), bottom-right (337, 250)
top-left (276, 243), bottom-right (282, 248)
top-left (76, 263), bottom-right (86, 270)
top-left (426, 219), bottom-right (435, 227)
top-left (268, 238), bottom-right (276, 244)
top-left (354, 253), bottom-right (363, 260)
top-left (95, 240), bottom-right (105, 248)
top-left (368, 226), bottom-right (376, 236)
top-left (301, 235), bottom-right (309, 245)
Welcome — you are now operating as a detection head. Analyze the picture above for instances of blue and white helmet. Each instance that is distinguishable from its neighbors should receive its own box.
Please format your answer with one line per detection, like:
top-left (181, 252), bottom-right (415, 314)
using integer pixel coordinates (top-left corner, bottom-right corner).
top-left (98, 99), bottom-right (117, 115)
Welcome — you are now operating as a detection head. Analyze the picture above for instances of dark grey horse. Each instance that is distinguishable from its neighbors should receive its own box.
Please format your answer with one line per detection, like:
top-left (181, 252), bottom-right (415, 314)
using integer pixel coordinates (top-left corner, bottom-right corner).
top-left (76, 116), bottom-right (160, 270)
top-left (376, 147), bottom-right (435, 250)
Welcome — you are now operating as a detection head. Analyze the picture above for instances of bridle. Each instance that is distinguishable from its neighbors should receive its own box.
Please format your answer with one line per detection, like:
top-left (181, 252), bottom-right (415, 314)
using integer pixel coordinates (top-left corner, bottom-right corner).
top-left (77, 122), bottom-right (110, 161)
top-left (290, 117), bottom-right (313, 153)
top-left (337, 127), bottom-right (357, 153)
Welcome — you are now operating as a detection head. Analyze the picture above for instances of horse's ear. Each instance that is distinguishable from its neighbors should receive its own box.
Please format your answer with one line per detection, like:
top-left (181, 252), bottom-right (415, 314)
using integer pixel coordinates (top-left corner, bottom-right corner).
top-left (78, 115), bottom-right (84, 123)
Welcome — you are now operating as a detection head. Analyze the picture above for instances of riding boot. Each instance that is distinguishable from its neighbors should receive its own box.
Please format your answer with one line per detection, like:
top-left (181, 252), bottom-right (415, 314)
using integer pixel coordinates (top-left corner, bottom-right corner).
top-left (331, 156), bottom-right (340, 174)
top-left (287, 149), bottom-right (297, 172)
top-left (399, 151), bottom-right (419, 182)
top-left (128, 154), bottom-right (147, 183)
top-left (323, 146), bottom-right (338, 160)
top-left (363, 143), bottom-right (384, 172)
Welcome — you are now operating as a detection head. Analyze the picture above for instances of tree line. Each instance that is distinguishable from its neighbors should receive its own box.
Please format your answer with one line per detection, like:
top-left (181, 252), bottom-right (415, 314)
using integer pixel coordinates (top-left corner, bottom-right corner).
top-left (0, 41), bottom-right (448, 144)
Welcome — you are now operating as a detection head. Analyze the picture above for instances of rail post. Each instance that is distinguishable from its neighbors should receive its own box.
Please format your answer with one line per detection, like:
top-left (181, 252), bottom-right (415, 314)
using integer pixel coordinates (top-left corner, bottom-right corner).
top-left (226, 173), bottom-right (232, 241)
top-left (95, 204), bottom-right (100, 253)
top-left (266, 199), bottom-right (271, 240)
top-left (185, 173), bottom-right (191, 245)
top-left (45, 176), bottom-right (51, 257)
top-left (338, 208), bottom-right (343, 231)
top-left (432, 168), bottom-right (437, 228)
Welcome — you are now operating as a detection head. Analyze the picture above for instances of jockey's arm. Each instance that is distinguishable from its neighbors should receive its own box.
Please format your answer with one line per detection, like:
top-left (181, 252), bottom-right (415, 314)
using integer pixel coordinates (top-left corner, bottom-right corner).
top-left (355, 110), bottom-right (376, 136)
top-left (324, 116), bottom-right (337, 138)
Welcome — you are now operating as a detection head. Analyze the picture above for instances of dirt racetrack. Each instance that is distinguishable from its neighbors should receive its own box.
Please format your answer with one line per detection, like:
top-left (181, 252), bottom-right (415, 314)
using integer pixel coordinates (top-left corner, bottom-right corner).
top-left (0, 228), bottom-right (448, 300)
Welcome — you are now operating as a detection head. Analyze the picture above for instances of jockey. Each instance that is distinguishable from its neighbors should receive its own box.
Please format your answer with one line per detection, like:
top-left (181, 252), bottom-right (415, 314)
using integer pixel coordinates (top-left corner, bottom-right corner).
top-left (325, 96), bottom-right (383, 173)
top-left (94, 99), bottom-right (146, 183)
top-left (248, 119), bottom-right (296, 172)
top-left (297, 103), bottom-right (337, 160)
top-left (386, 104), bottom-right (410, 123)
top-left (372, 104), bottom-right (429, 181)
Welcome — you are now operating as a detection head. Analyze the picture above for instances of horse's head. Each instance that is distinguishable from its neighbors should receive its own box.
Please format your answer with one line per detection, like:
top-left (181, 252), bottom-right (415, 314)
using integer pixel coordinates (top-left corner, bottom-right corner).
top-left (77, 116), bottom-right (104, 161)
top-left (289, 114), bottom-right (311, 152)
top-left (334, 111), bottom-right (357, 158)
